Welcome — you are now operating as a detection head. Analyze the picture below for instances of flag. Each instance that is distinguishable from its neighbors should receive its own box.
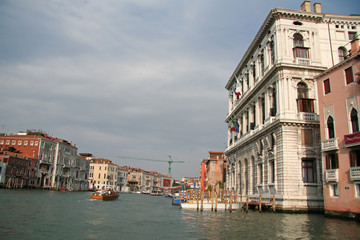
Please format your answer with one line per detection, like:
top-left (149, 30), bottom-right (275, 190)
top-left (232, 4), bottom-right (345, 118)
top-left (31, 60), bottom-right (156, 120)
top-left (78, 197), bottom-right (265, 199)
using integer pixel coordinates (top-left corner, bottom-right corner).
top-left (233, 74), bottom-right (242, 99)
top-left (231, 120), bottom-right (239, 133)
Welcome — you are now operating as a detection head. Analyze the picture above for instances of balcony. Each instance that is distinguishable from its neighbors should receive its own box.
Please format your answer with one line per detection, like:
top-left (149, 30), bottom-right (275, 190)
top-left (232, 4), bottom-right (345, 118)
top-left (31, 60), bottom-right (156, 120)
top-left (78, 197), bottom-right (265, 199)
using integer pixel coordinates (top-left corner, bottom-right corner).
top-left (350, 167), bottom-right (360, 181)
top-left (321, 138), bottom-right (339, 152)
top-left (297, 112), bottom-right (319, 121)
top-left (295, 58), bottom-right (311, 66)
top-left (344, 132), bottom-right (360, 147)
top-left (325, 169), bottom-right (338, 182)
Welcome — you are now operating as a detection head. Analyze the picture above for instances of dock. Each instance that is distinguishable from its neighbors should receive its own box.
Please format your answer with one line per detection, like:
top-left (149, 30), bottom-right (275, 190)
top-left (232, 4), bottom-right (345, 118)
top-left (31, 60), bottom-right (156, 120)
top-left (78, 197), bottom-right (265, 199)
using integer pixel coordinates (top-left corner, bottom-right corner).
top-left (179, 189), bottom-right (276, 212)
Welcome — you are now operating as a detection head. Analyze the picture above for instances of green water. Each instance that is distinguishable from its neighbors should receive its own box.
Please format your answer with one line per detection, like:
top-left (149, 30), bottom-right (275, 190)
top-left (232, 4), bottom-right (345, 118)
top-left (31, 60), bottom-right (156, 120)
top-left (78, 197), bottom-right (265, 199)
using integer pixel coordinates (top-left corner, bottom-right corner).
top-left (0, 189), bottom-right (359, 240)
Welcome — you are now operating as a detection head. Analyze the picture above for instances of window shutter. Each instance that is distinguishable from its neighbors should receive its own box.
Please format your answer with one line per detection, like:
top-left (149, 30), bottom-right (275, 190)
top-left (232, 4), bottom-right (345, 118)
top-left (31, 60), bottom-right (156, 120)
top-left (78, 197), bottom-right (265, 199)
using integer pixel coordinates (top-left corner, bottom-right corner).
top-left (345, 67), bottom-right (354, 84)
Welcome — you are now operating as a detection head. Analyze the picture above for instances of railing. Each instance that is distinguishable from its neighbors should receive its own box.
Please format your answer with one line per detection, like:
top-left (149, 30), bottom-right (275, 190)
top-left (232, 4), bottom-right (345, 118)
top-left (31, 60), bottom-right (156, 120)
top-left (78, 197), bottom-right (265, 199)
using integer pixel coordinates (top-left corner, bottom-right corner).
top-left (350, 167), bottom-right (360, 181)
top-left (297, 112), bottom-right (319, 121)
top-left (325, 169), bottom-right (338, 182)
top-left (321, 138), bottom-right (339, 152)
top-left (295, 58), bottom-right (311, 66)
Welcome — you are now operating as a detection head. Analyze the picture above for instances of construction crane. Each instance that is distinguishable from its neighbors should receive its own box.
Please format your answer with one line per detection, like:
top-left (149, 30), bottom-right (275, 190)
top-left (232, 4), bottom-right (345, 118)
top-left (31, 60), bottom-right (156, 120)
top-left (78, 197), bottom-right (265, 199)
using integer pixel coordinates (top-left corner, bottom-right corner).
top-left (118, 155), bottom-right (184, 176)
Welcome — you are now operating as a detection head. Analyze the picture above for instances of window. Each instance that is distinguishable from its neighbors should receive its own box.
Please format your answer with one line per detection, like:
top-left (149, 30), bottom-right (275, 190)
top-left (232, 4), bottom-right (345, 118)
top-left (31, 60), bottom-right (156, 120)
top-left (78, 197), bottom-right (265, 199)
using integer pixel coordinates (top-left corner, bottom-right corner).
top-left (348, 32), bottom-right (356, 40)
top-left (260, 53), bottom-right (265, 76)
top-left (11, 140), bottom-right (16, 145)
top-left (30, 141), bottom-right (34, 146)
top-left (330, 184), bottom-right (339, 197)
top-left (293, 33), bottom-right (304, 47)
top-left (252, 63), bottom-right (256, 81)
top-left (35, 141), bottom-right (38, 146)
top-left (212, 162), bottom-right (215, 167)
top-left (323, 79), bottom-right (331, 94)
top-left (98, 173), bottom-right (100, 178)
top-left (270, 40), bottom-right (275, 64)
top-left (338, 47), bottom-right (347, 62)
top-left (212, 172), bottom-right (215, 177)
top-left (327, 116), bottom-right (335, 139)
top-left (350, 150), bottom-right (360, 167)
top-left (0, 140), bottom-right (3, 145)
top-left (18, 141), bottom-right (22, 145)
top-left (302, 158), bottom-right (316, 183)
top-left (6, 140), bottom-right (10, 145)
top-left (24, 141), bottom-right (28, 146)
top-left (293, 33), bottom-right (309, 59)
top-left (257, 163), bottom-right (263, 184)
top-left (297, 82), bottom-right (314, 113)
top-left (326, 152), bottom-right (339, 169)
top-left (301, 129), bottom-right (313, 146)
top-left (297, 82), bottom-right (308, 98)
top-left (345, 67), bottom-right (354, 85)
top-left (351, 108), bottom-right (359, 133)
top-left (355, 183), bottom-right (360, 198)
top-left (261, 97), bottom-right (265, 124)
top-left (269, 160), bottom-right (275, 183)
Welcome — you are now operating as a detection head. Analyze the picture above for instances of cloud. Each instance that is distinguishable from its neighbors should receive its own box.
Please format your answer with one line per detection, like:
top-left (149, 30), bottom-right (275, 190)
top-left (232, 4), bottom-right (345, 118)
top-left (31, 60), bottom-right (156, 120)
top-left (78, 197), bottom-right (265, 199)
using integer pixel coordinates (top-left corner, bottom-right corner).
top-left (1, 0), bottom-right (356, 178)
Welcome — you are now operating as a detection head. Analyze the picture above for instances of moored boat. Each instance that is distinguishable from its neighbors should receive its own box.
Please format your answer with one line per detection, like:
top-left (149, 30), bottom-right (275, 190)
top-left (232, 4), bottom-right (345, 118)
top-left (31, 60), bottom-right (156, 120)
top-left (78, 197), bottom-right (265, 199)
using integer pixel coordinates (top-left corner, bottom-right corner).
top-left (91, 190), bottom-right (119, 201)
top-left (150, 190), bottom-right (163, 196)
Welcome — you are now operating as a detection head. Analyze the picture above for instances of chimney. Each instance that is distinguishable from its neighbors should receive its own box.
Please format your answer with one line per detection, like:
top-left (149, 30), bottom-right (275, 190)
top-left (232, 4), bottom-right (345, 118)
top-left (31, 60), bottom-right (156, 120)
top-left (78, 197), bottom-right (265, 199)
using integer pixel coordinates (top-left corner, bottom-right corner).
top-left (301, 1), bottom-right (311, 12)
top-left (350, 39), bottom-right (360, 56)
top-left (313, 3), bottom-right (321, 13)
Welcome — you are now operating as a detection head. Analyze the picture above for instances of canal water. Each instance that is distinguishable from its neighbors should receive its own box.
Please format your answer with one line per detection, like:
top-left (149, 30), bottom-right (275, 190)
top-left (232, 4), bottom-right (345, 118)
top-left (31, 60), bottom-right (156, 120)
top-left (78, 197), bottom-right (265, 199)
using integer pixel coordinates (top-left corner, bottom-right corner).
top-left (1, 189), bottom-right (359, 240)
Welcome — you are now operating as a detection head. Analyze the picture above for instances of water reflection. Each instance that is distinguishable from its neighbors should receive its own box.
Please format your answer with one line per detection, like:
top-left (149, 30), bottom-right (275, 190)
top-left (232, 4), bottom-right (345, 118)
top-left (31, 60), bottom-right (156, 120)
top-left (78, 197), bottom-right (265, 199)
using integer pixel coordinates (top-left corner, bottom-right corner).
top-left (1, 190), bottom-right (360, 240)
top-left (180, 210), bottom-right (360, 240)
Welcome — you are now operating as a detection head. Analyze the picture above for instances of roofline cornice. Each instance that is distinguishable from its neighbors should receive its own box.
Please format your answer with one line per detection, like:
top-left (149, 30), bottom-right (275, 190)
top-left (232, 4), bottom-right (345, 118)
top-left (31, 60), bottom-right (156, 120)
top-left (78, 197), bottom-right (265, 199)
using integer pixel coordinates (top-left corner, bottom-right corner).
top-left (225, 8), bottom-right (324, 90)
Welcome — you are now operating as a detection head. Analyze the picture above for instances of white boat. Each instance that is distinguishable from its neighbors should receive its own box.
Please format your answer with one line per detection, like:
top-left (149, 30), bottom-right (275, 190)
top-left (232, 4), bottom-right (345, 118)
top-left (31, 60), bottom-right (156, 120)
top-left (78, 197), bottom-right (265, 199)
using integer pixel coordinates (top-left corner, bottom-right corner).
top-left (180, 201), bottom-right (241, 210)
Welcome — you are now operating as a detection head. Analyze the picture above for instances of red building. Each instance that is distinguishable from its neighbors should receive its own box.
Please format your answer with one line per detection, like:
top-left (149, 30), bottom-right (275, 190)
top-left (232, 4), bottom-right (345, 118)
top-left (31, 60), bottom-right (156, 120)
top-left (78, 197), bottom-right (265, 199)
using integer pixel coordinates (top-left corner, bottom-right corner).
top-left (0, 150), bottom-right (39, 188)
top-left (200, 151), bottom-right (226, 191)
top-left (315, 39), bottom-right (360, 219)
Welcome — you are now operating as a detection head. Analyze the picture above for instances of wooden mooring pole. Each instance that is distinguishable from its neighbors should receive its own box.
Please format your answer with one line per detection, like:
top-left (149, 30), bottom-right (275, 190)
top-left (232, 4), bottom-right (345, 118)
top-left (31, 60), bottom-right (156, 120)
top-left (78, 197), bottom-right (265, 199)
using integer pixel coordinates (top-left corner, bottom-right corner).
top-left (246, 195), bottom-right (249, 212)
top-left (215, 190), bottom-right (218, 212)
top-left (259, 194), bottom-right (262, 212)
top-left (229, 190), bottom-right (233, 212)
top-left (196, 189), bottom-right (199, 211)
top-left (272, 195), bottom-right (276, 212)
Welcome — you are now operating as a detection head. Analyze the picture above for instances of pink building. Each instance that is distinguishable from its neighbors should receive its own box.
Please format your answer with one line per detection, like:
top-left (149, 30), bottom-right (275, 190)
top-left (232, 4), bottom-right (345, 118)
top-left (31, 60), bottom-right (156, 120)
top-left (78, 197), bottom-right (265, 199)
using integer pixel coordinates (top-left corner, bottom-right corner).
top-left (200, 151), bottom-right (226, 191)
top-left (316, 39), bottom-right (360, 219)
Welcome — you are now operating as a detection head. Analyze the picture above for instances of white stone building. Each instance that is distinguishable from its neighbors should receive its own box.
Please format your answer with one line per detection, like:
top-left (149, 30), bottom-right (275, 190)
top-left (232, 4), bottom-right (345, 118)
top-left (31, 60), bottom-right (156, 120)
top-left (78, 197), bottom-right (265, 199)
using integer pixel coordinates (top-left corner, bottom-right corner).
top-left (117, 166), bottom-right (128, 192)
top-left (225, 1), bottom-right (360, 211)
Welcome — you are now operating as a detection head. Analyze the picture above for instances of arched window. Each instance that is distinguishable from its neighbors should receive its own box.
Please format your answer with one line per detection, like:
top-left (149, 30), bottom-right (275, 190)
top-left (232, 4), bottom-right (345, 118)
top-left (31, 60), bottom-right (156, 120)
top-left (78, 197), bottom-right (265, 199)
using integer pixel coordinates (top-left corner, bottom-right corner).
top-left (297, 82), bottom-right (314, 113)
top-left (327, 116), bottom-right (335, 138)
top-left (297, 82), bottom-right (308, 98)
top-left (351, 108), bottom-right (359, 133)
top-left (338, 47), bottom-right (347, 62)
top-left (293, 33), bottom-right (304, 47)
top-left (293, 33), bottom-right (309, 60)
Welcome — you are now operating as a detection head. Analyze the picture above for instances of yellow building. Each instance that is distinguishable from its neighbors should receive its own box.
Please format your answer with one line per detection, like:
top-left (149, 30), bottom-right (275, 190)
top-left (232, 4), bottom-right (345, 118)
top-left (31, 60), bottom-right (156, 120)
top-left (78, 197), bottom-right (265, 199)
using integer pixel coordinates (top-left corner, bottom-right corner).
top-left (88, 158), bottom-right (117, 190)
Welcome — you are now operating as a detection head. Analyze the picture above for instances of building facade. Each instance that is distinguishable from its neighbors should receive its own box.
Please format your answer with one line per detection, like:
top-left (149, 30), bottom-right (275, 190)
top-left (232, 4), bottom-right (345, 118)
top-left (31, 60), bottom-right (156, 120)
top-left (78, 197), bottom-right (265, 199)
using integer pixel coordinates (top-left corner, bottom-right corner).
top-left (88, 158), bottom-right (118, 190)
top-left (200, 151), bottom-right (226, 191)
top-left (0, 151), bottom-right (39, 188)
top-left (225, 1), bottom-right (360, 211)
top-left (117, 166), bottom-right (128, 192)
top-left (316, 39), bottom-right (360, 219)
top-left (0, 131), bottom-right (80, 190)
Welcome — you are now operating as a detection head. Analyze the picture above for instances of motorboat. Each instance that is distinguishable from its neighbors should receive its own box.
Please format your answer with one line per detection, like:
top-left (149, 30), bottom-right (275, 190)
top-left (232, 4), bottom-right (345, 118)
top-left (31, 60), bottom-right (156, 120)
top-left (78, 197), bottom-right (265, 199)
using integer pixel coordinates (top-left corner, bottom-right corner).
top-left (91, 190), bottom-right (119, 201)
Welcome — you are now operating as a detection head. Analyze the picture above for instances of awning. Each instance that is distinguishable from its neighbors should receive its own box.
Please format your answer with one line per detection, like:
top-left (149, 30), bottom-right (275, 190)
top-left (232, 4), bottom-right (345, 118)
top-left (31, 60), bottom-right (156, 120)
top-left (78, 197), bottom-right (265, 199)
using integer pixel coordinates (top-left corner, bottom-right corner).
top-left (344, 132), bottom-right (360, 145)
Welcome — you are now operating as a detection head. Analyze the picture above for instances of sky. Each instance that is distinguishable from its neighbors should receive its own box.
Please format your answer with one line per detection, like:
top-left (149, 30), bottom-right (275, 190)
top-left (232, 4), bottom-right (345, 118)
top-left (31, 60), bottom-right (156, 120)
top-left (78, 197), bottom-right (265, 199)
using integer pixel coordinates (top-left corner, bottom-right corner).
top-left (0, 0), bottom-right (359, 180)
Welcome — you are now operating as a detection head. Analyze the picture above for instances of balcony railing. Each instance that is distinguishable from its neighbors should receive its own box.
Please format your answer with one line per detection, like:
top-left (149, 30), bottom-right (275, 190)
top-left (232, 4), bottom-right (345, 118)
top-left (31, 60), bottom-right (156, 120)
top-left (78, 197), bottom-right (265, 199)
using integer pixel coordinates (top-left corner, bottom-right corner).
top-left (350, 167), bottom-right (360, 181)
top-left (297, 112), bottom-right (319, 121)
top-left (321, 138), bottom-right (339, 152)
top-left (325, 169), bottom-right (338, 182)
